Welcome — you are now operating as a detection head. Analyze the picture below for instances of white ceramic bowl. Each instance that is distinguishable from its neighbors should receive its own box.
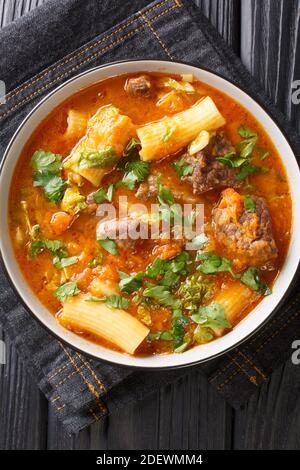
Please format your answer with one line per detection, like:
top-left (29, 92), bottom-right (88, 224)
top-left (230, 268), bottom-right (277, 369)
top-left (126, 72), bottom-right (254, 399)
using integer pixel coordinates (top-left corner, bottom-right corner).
top-left (1, 60), bottom-right (299, 369)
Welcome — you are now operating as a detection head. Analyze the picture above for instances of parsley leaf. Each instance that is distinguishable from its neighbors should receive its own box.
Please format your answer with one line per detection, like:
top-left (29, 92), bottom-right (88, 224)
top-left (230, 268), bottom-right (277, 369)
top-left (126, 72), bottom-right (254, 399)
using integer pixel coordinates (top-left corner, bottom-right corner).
top-left (196, 252), bottom-right (235, 276)
top-left (31, 150), bottom-right (62, 173)
top-left (191, 303), bottom-right (232, 329)
top-left (235, 162), bottom-right (260, 181)
top-left (237, 125), bottom-right (258, 139)
top-left (216, 152), bottom-right (247, 168)
top-left (240, 267), bottom-right (271, 296)
top-left (143, 284), bottom-right (181, 310)
top-left (31, 150), bottom-right (66, 204)
top-left (119, 161), bottom-right (150, 190)
top-left (105, 294), bottom-right (129, 310)
top-left (98, 238), bottom-right (119, 255)
top-left (53, 255), bottom-right (79, 269)
top-left (29, 239), bottom-right (63, 257)
top-left (157, 177), bottom-right (175, 205)
top-left (93, 184), bottom-right (114, 203)
top-left (119, 271), bottom-right (144, 294)
top-left (244, 195), bottom-right (256, 212)
top-left (123, 138), bottom-right (141, 159)
top-left (54, 281), bottom-right (81, 302)
top-left (173, 158), bottom-right (194, 178)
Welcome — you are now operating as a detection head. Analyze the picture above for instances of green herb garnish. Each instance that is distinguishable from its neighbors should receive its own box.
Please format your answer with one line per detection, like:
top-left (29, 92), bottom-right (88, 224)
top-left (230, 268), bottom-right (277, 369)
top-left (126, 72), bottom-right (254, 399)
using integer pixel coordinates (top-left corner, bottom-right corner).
top-left (31, 150), bottom-right (66, 204)
top-left (196, 252), bottom-right (235, 276)
top-left (53, 255), bottom-right (79, 269)
top-left (98, 238), bottom-right (119, 255)
top-left (54, 281), bottom-right (81, 302)
top-left (191, 303), bottom-right (232, 329)
top-left (93, 184), bottom-right (114, 204)
top-left (173, 157), bottom-right (194, 177)
top-left (244, 195), bottom-right (256, 213)
top-left (240, 267), bottom-right (271, 296)
top-left (118, 161), bottom-right (150, 190)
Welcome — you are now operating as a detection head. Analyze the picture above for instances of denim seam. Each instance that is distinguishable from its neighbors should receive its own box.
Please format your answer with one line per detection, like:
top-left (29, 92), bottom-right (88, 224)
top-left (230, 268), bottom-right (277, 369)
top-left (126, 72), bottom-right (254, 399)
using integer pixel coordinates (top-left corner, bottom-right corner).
top-left (0, 2), bottom-right (181, 122)
top-left (2, 0), bottom-right (173, 104)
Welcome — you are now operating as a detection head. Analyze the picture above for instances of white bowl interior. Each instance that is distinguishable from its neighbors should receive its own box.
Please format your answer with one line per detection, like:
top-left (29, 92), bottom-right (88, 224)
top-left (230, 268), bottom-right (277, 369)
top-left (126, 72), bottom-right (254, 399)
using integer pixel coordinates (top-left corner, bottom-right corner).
top-left (1, 60), bottom-right (299, 368)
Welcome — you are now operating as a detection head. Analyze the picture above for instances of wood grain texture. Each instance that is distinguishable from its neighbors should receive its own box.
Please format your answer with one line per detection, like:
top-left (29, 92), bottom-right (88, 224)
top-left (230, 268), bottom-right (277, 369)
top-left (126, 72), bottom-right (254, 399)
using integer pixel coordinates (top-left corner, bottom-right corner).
top-left (0, 328), bottom-right (48, 450)
top-left (1, 0), bottom-right (300, 450)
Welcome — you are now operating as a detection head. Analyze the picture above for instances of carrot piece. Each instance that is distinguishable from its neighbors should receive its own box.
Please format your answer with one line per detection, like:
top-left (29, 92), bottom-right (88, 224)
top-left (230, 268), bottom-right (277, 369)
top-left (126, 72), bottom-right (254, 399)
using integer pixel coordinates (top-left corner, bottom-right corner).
top-left (50, 211), bottom-right (73, 235)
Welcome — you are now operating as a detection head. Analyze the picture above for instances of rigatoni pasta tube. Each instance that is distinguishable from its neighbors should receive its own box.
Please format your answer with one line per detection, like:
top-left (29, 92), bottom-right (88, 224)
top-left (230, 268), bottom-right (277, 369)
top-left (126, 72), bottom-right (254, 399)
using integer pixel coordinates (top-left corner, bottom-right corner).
top-left (64, 109), bottom-right (88, 139)
top-left (212, 282), bottom-right (261, 337)
top-left (64, 105), bottom-right (136, 186)
top-left (137, 97), bottom-right (226, 161)
top-left (58, 295), bottom-right (149, 355)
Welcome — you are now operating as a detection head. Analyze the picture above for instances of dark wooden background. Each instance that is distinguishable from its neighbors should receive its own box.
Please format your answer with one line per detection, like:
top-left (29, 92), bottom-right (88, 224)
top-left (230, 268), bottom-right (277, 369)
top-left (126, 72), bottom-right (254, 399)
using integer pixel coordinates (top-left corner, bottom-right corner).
top-left (1, 0), bottom-right (300, 450)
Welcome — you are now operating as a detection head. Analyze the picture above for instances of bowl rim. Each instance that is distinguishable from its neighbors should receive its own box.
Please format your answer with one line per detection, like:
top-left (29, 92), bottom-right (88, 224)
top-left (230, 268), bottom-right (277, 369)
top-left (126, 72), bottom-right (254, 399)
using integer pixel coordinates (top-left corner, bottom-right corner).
top-left (1, 58), bottom-right (299, 370)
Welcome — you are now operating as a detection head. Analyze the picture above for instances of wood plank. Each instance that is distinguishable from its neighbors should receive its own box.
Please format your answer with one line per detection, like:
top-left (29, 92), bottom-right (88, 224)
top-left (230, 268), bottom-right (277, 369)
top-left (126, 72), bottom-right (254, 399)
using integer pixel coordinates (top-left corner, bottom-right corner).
top-left (233, 362), bottom-right (300, 449)
top-left (241, 0), bottom-right (300, 131)
top-left (235, 0), bottom-right (300, 449)
top-left (0, 0), bottom-right (239, 450)
top-left (158, 372), bottom-right (232, 449)
top-left (0, 328), bottom-right (48, 450)
top-left (0, 0), bottom-right (49, 451)
top-left (195, 0), bottom-right (240, 53)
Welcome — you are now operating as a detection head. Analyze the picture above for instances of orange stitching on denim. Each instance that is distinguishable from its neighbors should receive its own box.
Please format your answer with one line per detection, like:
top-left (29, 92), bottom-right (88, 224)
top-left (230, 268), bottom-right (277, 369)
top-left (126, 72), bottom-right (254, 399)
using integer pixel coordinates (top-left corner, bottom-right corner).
top-left (246, 298), bottom-right (300, 348)
top-left (228, 354), bottom-right (258, 387)
top-left (50, 395), bottom-right (66, 413)
top-left (217, 308), bottom-right (300, 391)
top-left (60, 343), bottom-right (107, 421)
top-left (237, 350), bottom-right (268, 381)
top-left (0, 4), bottom-right (180, 122)
top-left (210, 298), bottom-right (300, 386)
top-left (3, 0), bottom-right (170, 104)
top-left (208, 359), bottom-right (235, 384)
top-left (217, 369), bottom-right (239, 391)
top-left (76, 353), bottom-right (107, 393)
top-left (48, 361), bottom-right (71, 380)
top-left (140, 11), bottom-right (174, 60)
top-left (54, 364), bottom-right (85, 387)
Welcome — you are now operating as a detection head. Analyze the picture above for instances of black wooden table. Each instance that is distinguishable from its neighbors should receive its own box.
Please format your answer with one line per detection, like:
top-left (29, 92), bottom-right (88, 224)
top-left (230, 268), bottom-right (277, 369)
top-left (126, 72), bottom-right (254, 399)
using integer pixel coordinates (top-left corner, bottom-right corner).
top-left (1, 0), bottom-right (300, 450)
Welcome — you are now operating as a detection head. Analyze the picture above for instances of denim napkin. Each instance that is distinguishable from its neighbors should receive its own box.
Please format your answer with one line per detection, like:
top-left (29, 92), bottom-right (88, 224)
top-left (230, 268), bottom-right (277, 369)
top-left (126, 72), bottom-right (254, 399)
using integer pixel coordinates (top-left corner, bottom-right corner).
top-left (0, 0), bottom-right (299, 433)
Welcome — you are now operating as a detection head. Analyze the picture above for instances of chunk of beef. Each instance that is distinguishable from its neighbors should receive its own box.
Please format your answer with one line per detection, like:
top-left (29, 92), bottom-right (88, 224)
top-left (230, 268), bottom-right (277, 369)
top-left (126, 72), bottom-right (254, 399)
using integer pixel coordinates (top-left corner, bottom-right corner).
top-left (212, 188), bottom-right (278, 271)
top-left (135, 175), bottom-right (158, 199)
top-left (124, 75), bottom-right (153, 98)
top-left (96, 216), bottom-right (149, 250)
top-left (183, 132), bottom-right (242, 194)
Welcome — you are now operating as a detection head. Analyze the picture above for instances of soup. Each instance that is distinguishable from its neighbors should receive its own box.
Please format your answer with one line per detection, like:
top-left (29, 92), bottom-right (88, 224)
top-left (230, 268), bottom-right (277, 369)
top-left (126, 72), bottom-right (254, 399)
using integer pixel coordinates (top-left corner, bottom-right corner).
top-left (8, 72), bottom-right (292, 356)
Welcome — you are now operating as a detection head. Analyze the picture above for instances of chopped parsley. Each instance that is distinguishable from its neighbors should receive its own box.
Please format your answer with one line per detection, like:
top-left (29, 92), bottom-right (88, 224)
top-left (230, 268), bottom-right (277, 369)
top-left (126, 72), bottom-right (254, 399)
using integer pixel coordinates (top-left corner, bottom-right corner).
top-left (173, 157), bottom-right (193, 178)
top-left (92, 184), bottom-right (114, 204)
top-left (191, 303), bottom-right (232, 329)
top-left (31, 150), bottom-right (66, 204)
top-left (118, 160), bottom-right (150, 190)
top-left (240, 267), bottom-right (271, 296)
top-left (53, 255), bottom-right (79, 269)
top-left (54, 281), bottom-right (81, 302)
top-left (86, 294), bottom-right (129, 309)
top-left (98, 238), bottom-right (119, 256)
top-left (196, 252), bottom-right (235, 276)
top-left (119, 271), bottom-right (144, 294)
top-left (244, 195), bottom-right (256, 213)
